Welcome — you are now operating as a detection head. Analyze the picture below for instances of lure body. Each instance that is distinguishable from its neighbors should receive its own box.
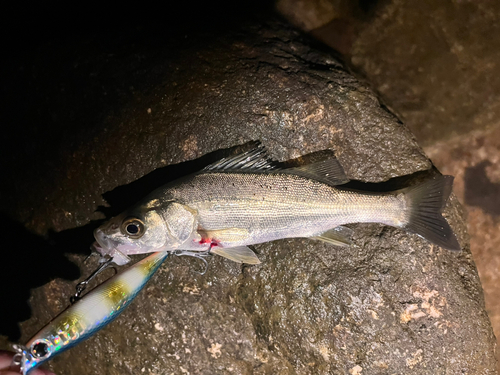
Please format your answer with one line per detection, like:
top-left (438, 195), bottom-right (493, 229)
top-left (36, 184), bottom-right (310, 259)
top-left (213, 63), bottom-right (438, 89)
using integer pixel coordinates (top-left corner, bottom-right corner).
top-left (18, 252), bottom-right (169, 374)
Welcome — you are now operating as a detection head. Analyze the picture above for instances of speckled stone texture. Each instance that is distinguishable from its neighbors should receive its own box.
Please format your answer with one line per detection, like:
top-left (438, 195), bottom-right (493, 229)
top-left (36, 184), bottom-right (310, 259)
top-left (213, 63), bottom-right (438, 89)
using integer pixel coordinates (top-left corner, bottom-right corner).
top-left (4, 16), bottom-right (496, 375)
top-left (426, 126), bottom-right (500, 375)
top-left (350, 0), bottom-right (500, 147)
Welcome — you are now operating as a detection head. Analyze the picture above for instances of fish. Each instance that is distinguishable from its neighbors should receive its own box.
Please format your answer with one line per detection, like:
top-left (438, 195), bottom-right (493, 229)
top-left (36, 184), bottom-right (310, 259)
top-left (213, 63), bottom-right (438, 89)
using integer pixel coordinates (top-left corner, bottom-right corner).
top-left (14, 251), bottom-right (169, 375)
top-left (93, 145), bottom-right (460, 266)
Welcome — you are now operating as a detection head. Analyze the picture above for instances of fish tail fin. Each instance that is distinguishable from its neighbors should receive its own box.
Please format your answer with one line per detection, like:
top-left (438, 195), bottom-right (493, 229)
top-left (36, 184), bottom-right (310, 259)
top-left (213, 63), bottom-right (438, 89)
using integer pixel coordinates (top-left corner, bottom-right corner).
top-left (403, 175), bottom-right (461, 251)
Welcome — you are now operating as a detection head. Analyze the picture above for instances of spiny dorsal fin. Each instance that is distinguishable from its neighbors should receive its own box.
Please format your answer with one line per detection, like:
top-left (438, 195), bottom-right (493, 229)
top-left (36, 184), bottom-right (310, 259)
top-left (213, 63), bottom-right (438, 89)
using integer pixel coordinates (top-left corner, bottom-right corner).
top-left (312, 226), bottom-right (353, 247)
top-left (210, 246), bottom-right (261, 264)
top-left (204, 144), bottom-right (280, 172)
top-left (283, 157), bottom-right (349, 186)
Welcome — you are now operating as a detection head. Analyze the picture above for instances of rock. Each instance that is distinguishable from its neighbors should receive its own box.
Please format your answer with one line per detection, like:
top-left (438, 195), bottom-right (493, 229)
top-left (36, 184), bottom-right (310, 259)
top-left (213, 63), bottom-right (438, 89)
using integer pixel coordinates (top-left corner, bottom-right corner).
top-left (2, 11), bottom-right (496, 375)
top-left (425, 126), bottom-right (500, 375)
top-left (350, 0), bottom-right (500, 146)
top-left (275, 0), bottom-right (350, 31)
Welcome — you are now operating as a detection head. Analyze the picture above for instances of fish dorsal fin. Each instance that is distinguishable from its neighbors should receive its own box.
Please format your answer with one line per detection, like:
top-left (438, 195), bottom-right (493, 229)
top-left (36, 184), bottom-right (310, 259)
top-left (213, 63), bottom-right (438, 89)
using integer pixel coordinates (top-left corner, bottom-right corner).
top-left (283, 157), bottom-right (349, 186)
top-left (210, 246), bottom-right (261, 264)
top-left (204, 144), bottom-right (280, 172)
top-left (312, 226), bottom-right (353, 247)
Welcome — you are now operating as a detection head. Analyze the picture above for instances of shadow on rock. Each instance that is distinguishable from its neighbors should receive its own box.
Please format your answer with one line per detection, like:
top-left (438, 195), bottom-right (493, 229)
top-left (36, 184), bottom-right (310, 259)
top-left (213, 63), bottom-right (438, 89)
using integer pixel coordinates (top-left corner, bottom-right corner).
top-left (342, 168), bottom-right (439, 192)
top-left (0, 215), bottom-right (81, 341)
top-left (464, 160), bottom-right (500, 217)
top-left (98, 142), bottom-right (264, 217)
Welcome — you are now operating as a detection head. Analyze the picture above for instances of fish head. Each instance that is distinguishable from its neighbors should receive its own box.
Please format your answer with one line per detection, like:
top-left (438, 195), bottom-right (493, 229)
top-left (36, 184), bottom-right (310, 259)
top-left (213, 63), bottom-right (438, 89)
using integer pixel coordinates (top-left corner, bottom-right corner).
top-left (94, 206), bottom-right (170, 261)
top-left (94, 200), bottom-right (196, 262)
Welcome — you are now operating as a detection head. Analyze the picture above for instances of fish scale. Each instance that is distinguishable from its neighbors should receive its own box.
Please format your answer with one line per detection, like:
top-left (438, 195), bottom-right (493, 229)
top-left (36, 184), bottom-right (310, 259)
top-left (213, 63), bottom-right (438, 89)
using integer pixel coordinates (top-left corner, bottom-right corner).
top-left (167, 173), bottom-right (405, 240)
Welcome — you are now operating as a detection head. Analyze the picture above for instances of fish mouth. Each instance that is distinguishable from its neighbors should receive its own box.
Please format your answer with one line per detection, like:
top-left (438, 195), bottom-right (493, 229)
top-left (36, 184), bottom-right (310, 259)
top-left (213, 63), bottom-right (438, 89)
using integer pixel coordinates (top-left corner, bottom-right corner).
top-left (93, 229), bottom-right (131, 266)
top-left (93, 229), bottom-right (115, 253)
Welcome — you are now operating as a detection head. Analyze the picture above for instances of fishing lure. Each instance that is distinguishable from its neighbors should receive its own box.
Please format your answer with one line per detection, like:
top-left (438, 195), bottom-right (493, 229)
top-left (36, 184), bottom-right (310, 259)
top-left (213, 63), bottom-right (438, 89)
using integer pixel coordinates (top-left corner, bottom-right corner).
top-left (13, 251), bottom-right (169, 375)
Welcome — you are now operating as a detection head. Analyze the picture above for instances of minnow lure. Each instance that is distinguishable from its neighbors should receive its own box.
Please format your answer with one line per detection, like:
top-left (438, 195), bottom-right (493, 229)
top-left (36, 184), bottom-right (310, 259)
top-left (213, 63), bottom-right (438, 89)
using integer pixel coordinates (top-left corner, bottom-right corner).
top-left (93, 145), bottom-right (460, 265)
top-left (14, 251), bottom-right (169, 375)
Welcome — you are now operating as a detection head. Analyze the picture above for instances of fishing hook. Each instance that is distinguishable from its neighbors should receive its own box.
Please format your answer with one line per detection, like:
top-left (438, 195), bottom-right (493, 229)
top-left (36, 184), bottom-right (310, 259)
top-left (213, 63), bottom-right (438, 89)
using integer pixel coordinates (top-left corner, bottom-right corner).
top-left (70, 256), bottom-right (116, 304)
top-left (173, 250), bottom-right (212, 275)
top-left (83, 250), bottom-right (100, 263)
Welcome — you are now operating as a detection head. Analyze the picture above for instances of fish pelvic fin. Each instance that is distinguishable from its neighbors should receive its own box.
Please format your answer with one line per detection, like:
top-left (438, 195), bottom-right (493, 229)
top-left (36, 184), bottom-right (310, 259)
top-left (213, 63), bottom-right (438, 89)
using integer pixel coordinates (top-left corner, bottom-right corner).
top-left (312, 226), bottom-right (353, 247)
top-left (403, 175), bottom-right (461, 251)
top-left (210, 246), bottom-right (261, 264)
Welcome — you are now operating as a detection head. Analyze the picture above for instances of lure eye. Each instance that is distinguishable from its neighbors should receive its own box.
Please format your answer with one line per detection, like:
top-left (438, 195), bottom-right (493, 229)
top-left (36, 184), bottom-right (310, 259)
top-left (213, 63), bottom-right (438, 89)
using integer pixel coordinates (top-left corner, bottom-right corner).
top-left (31, 340), bottom-right (51, 359)
top-left (121, 217), bottom-right (145, 239)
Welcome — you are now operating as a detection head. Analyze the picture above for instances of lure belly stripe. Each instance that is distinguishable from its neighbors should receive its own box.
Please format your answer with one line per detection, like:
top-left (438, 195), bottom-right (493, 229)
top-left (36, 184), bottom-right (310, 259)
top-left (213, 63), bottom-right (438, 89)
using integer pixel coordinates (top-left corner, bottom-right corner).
top-left (19, 251), bottom-right (169, 374)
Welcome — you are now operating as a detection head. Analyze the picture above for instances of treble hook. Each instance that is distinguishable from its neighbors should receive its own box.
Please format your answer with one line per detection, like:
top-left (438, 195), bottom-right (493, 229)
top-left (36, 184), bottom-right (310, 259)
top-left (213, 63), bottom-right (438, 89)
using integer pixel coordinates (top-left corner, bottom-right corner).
top-left (173, 250), bottom-right (211, 275)
top-left (83, 249), bottom-right (100, 263)
top-left (70, 256), bottom-right (116, 304)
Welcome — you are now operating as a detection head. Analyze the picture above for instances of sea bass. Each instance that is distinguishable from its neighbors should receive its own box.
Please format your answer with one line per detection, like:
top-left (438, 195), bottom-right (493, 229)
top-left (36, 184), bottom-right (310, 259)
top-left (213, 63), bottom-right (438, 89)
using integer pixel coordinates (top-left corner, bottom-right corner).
top-left (93, 146), bottom-right (460, 265)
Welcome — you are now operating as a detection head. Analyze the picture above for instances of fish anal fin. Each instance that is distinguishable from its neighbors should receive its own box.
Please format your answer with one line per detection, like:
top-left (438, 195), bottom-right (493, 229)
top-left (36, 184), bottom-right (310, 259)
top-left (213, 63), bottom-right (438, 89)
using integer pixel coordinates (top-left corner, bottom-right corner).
top-left (312, 226), bottom-right (353, 247)
top-left (211, 246), bottom-right (261, 264)
top-left (284, 158), bottom-right (349, 186)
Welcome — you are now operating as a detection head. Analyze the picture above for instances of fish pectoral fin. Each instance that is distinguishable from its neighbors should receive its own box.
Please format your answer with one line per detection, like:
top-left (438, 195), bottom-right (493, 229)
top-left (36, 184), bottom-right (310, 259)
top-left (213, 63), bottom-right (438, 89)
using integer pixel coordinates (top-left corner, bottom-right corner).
top-left (284, 157), bottom-right (349, 186)
top-left (210, 246), bottom-right (261, 264)
top-left (198, 227), bottom-right (250, 243)
top-left (312, 226), bottom-right (353, 247)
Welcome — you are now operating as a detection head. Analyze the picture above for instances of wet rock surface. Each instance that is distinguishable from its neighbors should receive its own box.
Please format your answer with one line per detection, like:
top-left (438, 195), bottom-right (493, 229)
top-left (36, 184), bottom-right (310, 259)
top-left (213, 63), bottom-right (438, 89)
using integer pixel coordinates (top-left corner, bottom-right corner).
top-left (349, 0), bottom-right (500, 147)
top-left (1, 9), bottom-right (496, 375)
top-left (426, 127), bottom-right (500, 375)
top-left (280, 0), bottom-right (500, 371)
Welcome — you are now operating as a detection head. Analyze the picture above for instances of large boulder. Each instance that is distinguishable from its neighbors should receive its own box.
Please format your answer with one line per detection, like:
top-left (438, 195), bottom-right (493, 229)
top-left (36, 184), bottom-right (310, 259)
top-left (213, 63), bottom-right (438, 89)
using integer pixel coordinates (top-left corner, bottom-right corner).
top-left (2, 9), bottom-right (495, 375)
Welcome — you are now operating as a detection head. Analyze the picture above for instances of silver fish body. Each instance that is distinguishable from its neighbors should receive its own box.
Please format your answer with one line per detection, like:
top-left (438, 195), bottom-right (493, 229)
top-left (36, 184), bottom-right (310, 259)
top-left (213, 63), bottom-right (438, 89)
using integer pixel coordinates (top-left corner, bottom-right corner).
top-left (158, 172), bottom-right (405, 248)
top-left (94, 146), bottom-right (460, 265)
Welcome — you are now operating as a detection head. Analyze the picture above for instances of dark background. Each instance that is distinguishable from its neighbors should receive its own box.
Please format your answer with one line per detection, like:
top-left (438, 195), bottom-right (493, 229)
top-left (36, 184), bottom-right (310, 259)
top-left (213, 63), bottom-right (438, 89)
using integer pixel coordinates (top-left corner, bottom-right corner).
top-left (0, 0), bottom-right (278, 340)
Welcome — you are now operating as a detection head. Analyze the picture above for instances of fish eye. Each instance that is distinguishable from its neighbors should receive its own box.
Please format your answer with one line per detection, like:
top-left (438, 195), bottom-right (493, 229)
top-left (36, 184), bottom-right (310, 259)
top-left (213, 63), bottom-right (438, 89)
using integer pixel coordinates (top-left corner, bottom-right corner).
top-left (31, 340), bottom-right (51, 359)
top-left (121, 217), bottom-right (145, 238)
